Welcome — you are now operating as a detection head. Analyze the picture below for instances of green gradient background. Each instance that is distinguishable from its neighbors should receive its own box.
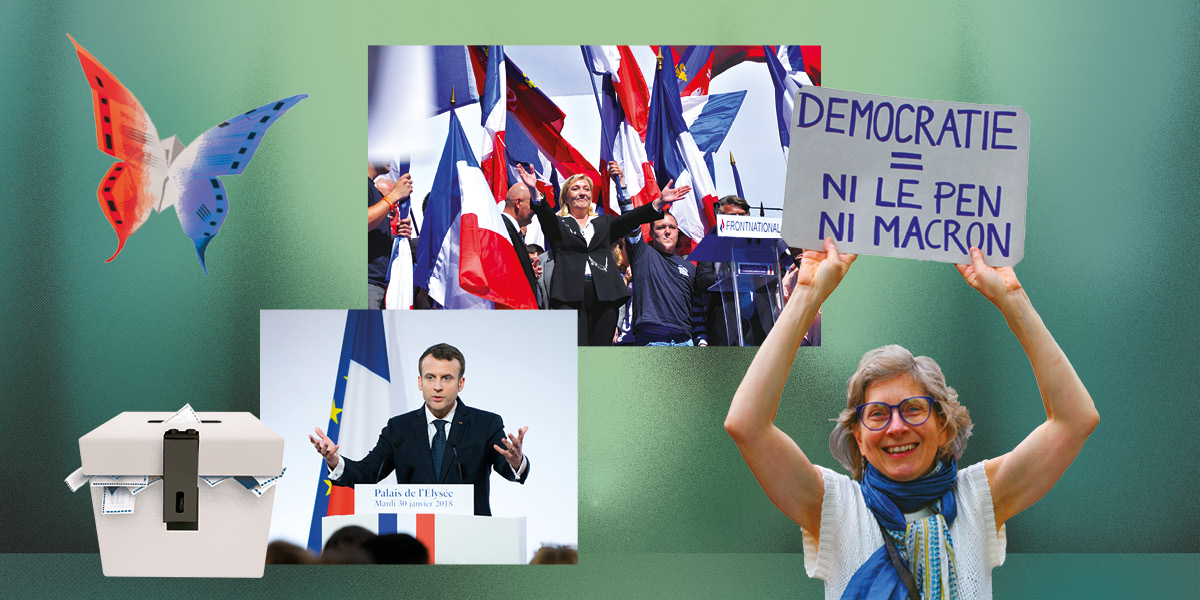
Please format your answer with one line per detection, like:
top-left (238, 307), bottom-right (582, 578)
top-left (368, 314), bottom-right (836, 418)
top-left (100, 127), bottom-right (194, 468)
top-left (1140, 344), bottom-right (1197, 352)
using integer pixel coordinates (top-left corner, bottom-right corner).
top-left (2, 0), bottom-right (1198, 597)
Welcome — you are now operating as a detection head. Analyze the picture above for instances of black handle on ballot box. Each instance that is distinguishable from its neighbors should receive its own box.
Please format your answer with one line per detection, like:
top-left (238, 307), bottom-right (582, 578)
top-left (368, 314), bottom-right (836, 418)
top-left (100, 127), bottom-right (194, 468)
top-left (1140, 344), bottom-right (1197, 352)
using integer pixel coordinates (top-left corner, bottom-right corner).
top-left (163, 428), bottom-right (199, 531)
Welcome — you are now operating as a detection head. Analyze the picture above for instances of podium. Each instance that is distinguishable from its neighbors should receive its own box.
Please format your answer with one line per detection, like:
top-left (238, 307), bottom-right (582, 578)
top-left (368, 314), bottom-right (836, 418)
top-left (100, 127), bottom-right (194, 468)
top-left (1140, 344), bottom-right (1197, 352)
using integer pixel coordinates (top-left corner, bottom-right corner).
top-left (322, 484), bottom-right (527, 564)
top-left (691, 215), bottom-right (791, 347)
top-left (322, 513), bottom-right (526, 564)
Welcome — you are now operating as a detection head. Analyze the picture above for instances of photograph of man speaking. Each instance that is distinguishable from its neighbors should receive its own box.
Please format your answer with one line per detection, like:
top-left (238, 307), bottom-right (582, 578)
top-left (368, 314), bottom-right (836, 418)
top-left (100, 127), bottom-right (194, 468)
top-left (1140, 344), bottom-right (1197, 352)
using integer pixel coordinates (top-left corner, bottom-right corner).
top-left (309, 342), bottom-right (529, 516)
top-left (261, 310), bottom-right (576, 563)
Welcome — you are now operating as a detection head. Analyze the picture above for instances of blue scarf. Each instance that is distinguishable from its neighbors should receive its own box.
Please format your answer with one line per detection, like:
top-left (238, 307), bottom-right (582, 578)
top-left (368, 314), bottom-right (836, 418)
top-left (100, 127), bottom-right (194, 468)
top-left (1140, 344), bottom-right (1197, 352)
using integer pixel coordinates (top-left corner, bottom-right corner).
top-left (841, 461), bottom-right (959, 600)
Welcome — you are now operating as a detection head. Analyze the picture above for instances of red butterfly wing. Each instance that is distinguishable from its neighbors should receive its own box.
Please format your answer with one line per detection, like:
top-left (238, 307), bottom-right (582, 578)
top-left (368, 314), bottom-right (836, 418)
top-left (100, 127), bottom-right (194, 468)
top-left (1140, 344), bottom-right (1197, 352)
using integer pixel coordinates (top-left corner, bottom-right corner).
top-left (68, 34), bottom-right (160, 261)
top-left (96, 162), bottom-right (153, 262)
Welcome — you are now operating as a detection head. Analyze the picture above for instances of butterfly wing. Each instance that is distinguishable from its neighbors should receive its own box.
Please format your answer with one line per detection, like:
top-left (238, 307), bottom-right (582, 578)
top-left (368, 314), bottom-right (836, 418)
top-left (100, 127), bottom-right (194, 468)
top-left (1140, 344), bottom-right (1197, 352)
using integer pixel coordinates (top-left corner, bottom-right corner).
top-left (68, 34), bottom-right (167, 261)
top-left (164, 94), bottom-right (308, 273)
top-left (168, 177), bottom-right (229, 276)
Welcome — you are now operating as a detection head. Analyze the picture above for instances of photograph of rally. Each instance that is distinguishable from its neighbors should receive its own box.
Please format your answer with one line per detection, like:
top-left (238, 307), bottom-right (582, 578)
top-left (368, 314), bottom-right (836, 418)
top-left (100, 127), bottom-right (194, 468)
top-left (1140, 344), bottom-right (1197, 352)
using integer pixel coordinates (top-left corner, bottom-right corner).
top-left (367, 45), bottom-right (822, 347)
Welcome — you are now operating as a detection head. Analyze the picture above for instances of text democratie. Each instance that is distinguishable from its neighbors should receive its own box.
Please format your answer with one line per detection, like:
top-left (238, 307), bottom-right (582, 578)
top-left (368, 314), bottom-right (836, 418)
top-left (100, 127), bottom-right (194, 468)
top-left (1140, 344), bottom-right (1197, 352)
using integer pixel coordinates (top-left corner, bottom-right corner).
top-left (792, 91), bottom-right (1025, 261)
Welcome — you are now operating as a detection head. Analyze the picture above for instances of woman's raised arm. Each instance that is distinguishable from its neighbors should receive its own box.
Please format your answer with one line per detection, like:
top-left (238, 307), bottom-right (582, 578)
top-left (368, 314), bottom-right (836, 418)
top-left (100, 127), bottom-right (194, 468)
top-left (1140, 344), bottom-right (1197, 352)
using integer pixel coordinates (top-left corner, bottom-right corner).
top-left (725, 238), bottom-right (856, 537)
top-left (957, 247), bottom-right (1100, 527)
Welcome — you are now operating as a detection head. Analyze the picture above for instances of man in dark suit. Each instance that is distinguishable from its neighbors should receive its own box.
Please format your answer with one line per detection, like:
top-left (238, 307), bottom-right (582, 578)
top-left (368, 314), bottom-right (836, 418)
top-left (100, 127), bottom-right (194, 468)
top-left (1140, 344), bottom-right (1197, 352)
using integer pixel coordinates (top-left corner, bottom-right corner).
top-left (310, 343), bottom-right (528, 516)
top-left (501, 182), bottom-right (539, 305)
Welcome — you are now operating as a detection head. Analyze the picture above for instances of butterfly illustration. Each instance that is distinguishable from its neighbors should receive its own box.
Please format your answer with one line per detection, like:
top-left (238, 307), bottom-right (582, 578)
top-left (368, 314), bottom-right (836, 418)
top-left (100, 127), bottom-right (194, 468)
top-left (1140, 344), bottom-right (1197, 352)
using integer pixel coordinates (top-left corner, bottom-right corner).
top-left (68, 34), bottom-right (307, 274)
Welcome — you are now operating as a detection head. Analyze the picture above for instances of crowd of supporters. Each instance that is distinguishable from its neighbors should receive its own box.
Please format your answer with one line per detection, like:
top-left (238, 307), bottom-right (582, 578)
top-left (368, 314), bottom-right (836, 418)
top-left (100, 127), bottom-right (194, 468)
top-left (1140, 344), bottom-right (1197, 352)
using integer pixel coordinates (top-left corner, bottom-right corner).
top-left (369, 161), bottom-right (816, 347)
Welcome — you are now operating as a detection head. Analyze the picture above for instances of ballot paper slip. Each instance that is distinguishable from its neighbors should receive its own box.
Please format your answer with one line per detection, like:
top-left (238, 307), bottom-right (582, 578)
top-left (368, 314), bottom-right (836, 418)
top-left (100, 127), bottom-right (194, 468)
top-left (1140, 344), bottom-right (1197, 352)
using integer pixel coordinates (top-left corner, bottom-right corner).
top-left (66, 404), bottom-right (284, 577)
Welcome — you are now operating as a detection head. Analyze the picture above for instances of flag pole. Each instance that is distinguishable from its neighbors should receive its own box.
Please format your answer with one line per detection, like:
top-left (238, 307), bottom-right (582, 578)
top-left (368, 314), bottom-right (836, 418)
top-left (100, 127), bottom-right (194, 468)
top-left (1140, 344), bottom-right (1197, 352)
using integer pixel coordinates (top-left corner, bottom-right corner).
top-left (730, 151), bottom-right (746, 199)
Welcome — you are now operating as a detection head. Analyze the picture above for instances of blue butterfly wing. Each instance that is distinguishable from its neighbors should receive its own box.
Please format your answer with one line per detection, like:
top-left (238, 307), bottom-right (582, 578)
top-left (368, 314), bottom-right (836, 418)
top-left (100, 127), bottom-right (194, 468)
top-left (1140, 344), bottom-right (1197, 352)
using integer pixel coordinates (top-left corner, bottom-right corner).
top-left (178, 93), bottom-right (307, 177)
top-left (172, 177), bottom-right (229, 275)
top-left (167, 94), bottom-right (307, 273)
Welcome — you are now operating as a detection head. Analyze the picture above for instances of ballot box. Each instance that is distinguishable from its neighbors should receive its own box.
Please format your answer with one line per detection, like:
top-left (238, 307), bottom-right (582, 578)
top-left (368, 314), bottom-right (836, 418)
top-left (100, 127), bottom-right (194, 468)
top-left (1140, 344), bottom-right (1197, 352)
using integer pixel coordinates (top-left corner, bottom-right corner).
top-left (70, 409), bottom-right (284, 577)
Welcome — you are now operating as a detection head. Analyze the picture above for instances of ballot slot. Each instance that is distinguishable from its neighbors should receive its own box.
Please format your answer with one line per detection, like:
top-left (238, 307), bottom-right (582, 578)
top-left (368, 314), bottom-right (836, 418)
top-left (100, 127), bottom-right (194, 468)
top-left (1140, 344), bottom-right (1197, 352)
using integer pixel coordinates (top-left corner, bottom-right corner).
top-left (162, 428), bottom-right (199, 531)
top-left (147, 419), bottom-right (222, 423)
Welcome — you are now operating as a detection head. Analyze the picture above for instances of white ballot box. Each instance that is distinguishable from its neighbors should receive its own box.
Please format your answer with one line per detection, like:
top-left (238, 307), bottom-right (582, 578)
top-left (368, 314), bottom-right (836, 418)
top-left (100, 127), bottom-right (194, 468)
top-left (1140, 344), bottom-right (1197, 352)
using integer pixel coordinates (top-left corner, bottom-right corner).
top-left (71, 410), bottom-right (284, 577)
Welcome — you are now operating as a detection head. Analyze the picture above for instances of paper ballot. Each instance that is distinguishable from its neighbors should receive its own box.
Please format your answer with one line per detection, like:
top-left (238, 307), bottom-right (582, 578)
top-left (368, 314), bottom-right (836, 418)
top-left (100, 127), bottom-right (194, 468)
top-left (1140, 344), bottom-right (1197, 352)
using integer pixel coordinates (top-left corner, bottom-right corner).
top-left (101, 487), bottom-right (135, 515)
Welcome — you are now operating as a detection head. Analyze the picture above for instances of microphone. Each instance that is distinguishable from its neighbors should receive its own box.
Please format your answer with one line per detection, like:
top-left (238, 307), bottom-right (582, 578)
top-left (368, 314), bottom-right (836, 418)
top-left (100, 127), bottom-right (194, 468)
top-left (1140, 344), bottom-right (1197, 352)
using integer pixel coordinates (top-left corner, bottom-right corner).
top-left (452, 445), bottom-right (465, 482)
top-left (374, 435), bottom-right (405, 483)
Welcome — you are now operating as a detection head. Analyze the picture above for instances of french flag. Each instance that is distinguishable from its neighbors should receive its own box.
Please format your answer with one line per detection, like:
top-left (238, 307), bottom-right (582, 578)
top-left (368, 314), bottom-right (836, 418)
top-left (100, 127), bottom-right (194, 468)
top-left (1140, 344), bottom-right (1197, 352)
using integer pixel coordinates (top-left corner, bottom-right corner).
top-left (413, 110), bottom-right (537, 310)
top-left (646, 48), bottom-right (719, 245)
top-left (469, 48), bottom-right (607, 215)
top-left (479, 45), bottom-right (507, 205)
top-left (381, 158), bottom-right (414, 310)
top-left (680, 89), bottom-right (746, 183)
top-left (504, 121), bottom-right (556, 207)
top-left (584, 46), bottom-right (660, 212)
top-left (764, 44), bottom-right (803, 155)
top-left (589, 45), bottom-right (650, 138)
top-left (307, 310), bottom-right (395, 551)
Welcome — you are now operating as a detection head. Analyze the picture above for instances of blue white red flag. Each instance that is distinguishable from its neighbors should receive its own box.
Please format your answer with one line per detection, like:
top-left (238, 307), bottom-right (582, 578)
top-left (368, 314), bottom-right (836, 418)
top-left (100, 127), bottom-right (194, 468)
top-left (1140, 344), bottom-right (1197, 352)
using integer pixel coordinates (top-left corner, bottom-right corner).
top-left (414, 110), bottom-right (537, 309)
top-left (470, 48), bottom-right (606, 214)
top-left (765, 45), bottom-right (804, 154)
top-left (431, 46), bottom-right (480, 115)
top-left (646, 48), bottom-right (719, 244)
top-left (479, 45), bottom-right (507, 205)
top-left (680, 90), bottom-right (746, 183)
top-left (307, 310), bottom-right (393, 552)
top-left (378, 158), bottom-right (414, 310)
top-left (584, 45), bottom-right (660, 213)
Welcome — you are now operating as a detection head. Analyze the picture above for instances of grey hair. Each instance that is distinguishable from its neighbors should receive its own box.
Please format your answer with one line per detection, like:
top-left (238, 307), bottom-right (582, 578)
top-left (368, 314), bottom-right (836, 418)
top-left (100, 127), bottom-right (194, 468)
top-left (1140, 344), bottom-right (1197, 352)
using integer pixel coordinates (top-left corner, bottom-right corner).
top-left (829, 345), bottom-right (973, 479)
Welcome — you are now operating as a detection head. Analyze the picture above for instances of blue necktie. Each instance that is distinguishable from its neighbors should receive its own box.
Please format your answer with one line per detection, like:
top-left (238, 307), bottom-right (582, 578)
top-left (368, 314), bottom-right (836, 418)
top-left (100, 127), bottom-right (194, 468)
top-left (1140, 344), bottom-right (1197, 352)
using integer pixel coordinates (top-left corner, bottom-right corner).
top-left (431, 419), bottom-right (447, 480)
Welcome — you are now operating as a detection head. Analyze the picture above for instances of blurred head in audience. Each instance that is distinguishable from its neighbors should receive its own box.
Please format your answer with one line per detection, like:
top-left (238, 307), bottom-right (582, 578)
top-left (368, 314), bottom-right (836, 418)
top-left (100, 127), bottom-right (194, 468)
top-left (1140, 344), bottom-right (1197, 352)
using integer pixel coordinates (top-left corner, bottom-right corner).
top-left (323, 525), bottom-right (376, 554)
top-left (265, 540), bottom-right (315, 564)
top-left (529, 544), bottom-right (578, 565)
top-left (363, 533), bottom-right (430, 564)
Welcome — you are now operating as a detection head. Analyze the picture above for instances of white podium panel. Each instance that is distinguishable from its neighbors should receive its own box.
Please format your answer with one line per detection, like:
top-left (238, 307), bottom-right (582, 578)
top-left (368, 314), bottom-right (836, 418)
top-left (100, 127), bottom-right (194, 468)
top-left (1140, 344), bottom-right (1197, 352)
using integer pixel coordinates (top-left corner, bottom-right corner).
top-left (322, 513), bottom-right (526, 564)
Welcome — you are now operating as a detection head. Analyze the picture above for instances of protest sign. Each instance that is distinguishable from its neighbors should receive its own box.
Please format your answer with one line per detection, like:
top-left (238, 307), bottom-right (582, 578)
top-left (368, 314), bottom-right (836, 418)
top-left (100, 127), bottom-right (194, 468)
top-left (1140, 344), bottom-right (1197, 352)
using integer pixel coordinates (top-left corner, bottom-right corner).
top-left (782, 87), bottom-right (1029, 265)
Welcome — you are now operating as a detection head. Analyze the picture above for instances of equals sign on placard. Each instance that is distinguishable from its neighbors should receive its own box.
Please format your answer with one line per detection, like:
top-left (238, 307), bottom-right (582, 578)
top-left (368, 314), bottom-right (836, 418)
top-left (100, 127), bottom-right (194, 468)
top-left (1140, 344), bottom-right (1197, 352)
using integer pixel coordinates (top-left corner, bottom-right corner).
top-left (890, 152), bottom-right (923, 171)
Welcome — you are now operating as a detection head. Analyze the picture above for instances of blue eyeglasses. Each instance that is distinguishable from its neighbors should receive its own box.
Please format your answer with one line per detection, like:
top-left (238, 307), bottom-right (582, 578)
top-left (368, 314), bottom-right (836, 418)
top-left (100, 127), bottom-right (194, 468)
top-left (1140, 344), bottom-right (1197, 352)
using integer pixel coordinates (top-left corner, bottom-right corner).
top-left (855, 396), bottom-right (937, 431)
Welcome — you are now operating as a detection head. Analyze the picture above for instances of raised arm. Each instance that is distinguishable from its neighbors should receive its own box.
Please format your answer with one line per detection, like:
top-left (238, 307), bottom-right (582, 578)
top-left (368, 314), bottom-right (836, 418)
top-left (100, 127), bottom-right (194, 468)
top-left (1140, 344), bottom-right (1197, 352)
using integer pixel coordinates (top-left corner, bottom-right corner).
top-left (725, 238), bottom-right (856, 536)
top-left (609, 179), bottom-right (691, 243)
top-left (608, 162), bottom-right (641, 245)
top-left (369, 173), bottom-right (412, 231)
top-left (958, 247), bottom-right (1100, 527)
top-left (520, 164), bottom-right (562, 249)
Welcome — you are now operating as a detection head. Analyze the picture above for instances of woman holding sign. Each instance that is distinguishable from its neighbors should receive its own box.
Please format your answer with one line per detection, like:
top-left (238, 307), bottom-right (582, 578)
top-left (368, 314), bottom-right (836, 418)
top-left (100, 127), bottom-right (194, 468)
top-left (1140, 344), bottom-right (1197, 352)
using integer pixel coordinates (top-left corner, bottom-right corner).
top-left (725, 239), bottom-right (1098, 599)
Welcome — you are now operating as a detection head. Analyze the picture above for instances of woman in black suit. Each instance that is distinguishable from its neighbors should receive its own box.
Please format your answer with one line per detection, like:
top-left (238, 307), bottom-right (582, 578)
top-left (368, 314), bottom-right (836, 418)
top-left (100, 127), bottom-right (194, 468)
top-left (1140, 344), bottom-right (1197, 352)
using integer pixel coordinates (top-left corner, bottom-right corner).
top-left (519, 164), bottom-right (688, 346)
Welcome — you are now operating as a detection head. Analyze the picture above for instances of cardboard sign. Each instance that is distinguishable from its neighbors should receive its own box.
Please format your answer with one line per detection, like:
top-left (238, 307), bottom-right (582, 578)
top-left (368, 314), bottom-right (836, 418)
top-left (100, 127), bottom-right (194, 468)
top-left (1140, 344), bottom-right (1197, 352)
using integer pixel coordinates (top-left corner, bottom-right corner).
top-left (355, 484), bottom-right (474, 515)
top-left (782, 88), bottom-right (1029, 265)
